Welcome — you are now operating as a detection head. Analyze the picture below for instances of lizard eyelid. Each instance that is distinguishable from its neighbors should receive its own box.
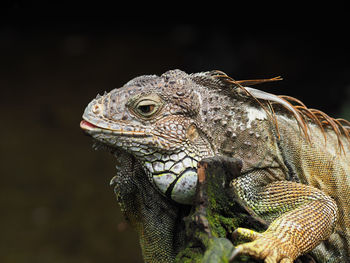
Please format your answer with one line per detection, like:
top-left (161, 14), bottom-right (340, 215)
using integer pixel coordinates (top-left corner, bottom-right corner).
top-left (132, 95), bottom-right (163, 118)
top-left (137, 101), bottom-right (156, 115)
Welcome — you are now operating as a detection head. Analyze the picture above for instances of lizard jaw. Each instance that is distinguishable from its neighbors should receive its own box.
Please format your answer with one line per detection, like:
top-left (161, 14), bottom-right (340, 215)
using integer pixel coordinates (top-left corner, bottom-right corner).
top-left (80, 120), bottom-right (98, 131)
top-left (80, 120), bottom-right (199, 205)
top-left (80, 119), bottom-right (150, 137)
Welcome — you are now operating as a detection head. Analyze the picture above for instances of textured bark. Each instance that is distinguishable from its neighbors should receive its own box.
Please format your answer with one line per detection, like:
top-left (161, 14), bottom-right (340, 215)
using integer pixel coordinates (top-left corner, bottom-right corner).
top-left (175, 156), bottom-right (263, 262)
top-left (175, 156), bottom-right (318, 263)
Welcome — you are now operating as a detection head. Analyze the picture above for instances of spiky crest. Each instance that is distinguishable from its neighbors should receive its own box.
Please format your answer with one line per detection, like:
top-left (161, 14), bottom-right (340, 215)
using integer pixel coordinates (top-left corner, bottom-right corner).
top-left (191, 70), bottom-right (350, 151)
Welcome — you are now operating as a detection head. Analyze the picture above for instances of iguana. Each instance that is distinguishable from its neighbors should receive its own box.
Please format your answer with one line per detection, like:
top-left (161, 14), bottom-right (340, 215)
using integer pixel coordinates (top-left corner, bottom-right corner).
top-left (80, 69), bottom-right (350, 262)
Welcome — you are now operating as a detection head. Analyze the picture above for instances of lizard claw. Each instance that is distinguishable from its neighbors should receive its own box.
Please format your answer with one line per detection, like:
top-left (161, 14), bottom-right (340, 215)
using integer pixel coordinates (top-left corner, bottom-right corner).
top-left (279, 259), bottom-right (293, 263)
top-left (229, 246), bottom-right (242, 261)
top-left (230, 228), bottom-right (297, 263)
top-left (109, 175), bottom-right (118, 186)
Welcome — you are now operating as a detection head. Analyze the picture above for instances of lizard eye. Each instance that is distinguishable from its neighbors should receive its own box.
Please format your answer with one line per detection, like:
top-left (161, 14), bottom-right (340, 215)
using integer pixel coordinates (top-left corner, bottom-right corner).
top-left (129, 94), bottom-right (163, 118)
top-left (134, 98), bottom-right (160, 117)
top-left (137, 103), bottom-right (155, 115)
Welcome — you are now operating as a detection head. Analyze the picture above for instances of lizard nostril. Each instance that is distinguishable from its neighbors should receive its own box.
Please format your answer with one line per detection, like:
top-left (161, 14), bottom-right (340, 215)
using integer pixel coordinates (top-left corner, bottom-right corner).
top-left (92, 104), bottom-right (101, 114)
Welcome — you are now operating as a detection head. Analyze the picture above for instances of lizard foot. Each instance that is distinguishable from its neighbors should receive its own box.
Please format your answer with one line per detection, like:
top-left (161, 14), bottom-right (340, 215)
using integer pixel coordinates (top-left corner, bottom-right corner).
top-left (230, 227), bottom-right (297, 263)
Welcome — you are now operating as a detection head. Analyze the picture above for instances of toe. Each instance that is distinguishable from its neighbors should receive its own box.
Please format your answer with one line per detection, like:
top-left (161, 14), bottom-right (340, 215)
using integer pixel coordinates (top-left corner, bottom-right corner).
top-left (232, 227), bottom-right (263, 241)
top-left (280, 258), bottom-right (293, 263)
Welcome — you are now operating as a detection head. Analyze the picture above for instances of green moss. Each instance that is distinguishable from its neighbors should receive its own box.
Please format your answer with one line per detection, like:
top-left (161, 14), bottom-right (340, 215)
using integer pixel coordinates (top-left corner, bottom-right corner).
top-left (174, 243), bottom-right (203, 263)
top-left (202, 238), bottom-right (234, 263)
top-left (206, 208), bottom-right (241, 238)
top-left (204, 166), bottom-right (242, 239)
top-left (174, 230), bottom-right (211, 262)
top-left (174, 211), bottom-right (211, 263)
top-left (175, 158), bottom-right (259, 262)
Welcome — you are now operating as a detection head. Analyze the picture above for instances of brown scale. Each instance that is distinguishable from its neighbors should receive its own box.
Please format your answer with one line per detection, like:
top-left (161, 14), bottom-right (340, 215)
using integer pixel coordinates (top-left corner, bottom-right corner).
top-left (211, 70), bottom-right (350, 152)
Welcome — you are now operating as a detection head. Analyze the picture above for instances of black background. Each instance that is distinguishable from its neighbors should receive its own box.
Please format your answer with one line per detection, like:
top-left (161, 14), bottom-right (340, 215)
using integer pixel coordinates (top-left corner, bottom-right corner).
top-left (1, 6), bottom-right (349, 263)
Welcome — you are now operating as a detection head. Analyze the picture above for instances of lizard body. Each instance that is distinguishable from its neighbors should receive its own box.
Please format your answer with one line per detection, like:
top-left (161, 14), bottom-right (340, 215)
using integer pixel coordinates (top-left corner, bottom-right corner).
top-left (81, 69), bottom-right (350, 262)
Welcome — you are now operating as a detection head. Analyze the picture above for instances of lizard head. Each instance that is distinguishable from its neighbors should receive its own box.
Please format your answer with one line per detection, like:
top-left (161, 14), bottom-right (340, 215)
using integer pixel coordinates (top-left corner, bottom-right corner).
top-left (81, 70), bottom-right (213, 204)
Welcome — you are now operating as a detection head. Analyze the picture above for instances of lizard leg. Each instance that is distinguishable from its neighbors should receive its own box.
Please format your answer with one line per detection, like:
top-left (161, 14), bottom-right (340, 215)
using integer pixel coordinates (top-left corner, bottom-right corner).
top-left (231, 175), bottom-right (338, 263)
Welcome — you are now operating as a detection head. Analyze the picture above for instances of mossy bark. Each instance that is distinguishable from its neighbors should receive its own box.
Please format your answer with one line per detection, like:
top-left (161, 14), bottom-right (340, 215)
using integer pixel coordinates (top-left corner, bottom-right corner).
top-left (174, 156), bottom-right (263, 263)
top-left (175, 156), bottom-right (318, 263)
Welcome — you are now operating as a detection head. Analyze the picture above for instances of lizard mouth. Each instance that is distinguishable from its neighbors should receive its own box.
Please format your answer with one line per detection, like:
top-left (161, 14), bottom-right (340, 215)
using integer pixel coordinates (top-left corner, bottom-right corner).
top-left (80, 120), bottom-right (98, 131)
top-left (80, 119), bottom-right (150, 138)
top-left (80, 119), bottom-right (152, 157)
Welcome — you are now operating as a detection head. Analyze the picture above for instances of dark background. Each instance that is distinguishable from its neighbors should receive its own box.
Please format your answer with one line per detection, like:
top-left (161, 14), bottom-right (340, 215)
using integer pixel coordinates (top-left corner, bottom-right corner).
top-left (1, 12), bottom-right (349, 263)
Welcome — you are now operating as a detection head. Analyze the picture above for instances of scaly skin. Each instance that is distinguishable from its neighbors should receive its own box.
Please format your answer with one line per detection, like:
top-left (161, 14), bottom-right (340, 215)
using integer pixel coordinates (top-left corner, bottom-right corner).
top-left (81, 69), bottom-right (349, 262)
top-left (110, 149), bottom-right (187, 262)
